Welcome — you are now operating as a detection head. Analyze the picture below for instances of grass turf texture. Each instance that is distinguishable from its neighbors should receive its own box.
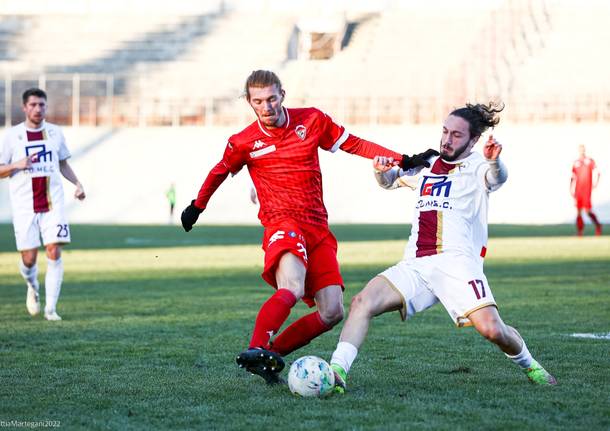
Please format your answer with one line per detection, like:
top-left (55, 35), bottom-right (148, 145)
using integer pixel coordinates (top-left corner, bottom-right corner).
top-left (0, 224), bottom-right (609, 430)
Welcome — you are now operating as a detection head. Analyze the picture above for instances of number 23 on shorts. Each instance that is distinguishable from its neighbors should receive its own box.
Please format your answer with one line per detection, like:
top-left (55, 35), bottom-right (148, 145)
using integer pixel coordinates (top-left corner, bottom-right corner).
top-left (56, 224), bottom-right (69, 238)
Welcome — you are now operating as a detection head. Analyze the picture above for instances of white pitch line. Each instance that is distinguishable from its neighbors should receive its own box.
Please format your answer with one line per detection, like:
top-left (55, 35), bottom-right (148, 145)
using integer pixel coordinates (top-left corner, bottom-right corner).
top-left (569, 332), bottom-right (610, 340)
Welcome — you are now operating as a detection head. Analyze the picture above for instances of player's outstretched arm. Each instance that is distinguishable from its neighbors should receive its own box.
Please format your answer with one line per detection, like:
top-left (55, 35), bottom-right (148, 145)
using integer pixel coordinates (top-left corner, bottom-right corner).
top-left (339, 134), bottom-right (438, 172)
top-left (59, 159), bottom-right (86, 200)
top-left (182, 160), bottom-right (231, 232)
top-left (339, 135), bottom-right (402, 160)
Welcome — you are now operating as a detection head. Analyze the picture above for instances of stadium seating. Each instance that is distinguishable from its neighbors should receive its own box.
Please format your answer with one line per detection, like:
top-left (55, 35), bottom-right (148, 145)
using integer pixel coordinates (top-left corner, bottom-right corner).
top-left (123, 10), bottom-right (296, 124)
top-left (508, 4), bottom-right (610, 122)
top-left (0, 1), bottom-right (609, 125)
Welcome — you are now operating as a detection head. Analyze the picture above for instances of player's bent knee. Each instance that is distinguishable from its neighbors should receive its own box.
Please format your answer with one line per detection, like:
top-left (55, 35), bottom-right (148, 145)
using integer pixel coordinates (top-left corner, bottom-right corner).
top-left (45, 244), bottom-right (62, 260)
top-left (349, 292), bottom-right (374, 317)
top-left (20, 250), bottom-right (37, 267)
top-left (22, 256), bottom-right (36, 267)
top-left (319, 304), bottom-right (344, 327)
top-left (477, 323), bottom-right (506, 344)
top-left (275, 273), bottom-right (305, 297)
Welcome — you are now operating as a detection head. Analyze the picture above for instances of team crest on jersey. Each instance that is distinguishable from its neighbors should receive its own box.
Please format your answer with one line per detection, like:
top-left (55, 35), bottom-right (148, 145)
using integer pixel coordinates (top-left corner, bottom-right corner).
top-left (295, 125), bottom-right (306, 140)
top-left (26, 144), bottom-right (52, 163)
top-left (420, 175), bottom-right (452, 197)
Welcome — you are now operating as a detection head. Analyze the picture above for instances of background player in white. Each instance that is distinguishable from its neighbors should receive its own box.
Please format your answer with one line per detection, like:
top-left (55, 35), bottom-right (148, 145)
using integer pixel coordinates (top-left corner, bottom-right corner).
top-left (0, 88), bottom-right (85, 321)
top-left (329, 103), bottom-right (557, 392)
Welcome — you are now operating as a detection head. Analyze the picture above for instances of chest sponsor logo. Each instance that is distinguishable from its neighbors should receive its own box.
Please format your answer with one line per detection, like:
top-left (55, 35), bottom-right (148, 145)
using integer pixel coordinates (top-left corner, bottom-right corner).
top-left (26, 143), bottom-right (52, 163)
top-left (295, 125), bottom-right (306, 140)
top-left (250, 144), bottom-right (277, 158)
top-left (420, 175), bottom-right (451, 197)
top-left (417, 175), bottom-right (453, 210)
top-left (24, 143), bottom-right (55, 176)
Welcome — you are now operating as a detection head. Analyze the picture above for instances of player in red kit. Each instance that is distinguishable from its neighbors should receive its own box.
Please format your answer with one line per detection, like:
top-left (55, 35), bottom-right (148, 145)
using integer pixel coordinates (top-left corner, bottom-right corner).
top-left (571, 144), bottom-right (602, 236)
top-left (181, 70), bottom-right (437, 384)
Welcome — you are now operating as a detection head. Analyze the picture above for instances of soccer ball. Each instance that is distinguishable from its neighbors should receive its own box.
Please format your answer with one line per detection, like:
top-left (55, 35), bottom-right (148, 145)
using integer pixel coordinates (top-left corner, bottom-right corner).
top-left (287, 355), bottom-right (335, 397)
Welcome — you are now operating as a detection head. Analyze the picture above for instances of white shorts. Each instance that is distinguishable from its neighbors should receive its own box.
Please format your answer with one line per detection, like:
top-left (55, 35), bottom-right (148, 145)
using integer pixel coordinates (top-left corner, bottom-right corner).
top-left (379, 253), bottom-right (496, 326)
top-left (12, 208), bottom-right (71, 251)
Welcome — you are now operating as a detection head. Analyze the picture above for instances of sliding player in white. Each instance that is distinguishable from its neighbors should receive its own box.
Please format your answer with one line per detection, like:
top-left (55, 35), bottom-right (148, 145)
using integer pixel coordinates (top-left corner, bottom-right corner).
top-left (330, 103), bottom-right (557, 391)
top-left (0, 88), bottom-right (85, 321)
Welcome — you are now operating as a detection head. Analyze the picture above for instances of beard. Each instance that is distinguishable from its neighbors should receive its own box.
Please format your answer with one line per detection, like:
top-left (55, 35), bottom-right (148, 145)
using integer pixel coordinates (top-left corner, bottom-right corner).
top-left (440, 139), bottom-right (471, 162)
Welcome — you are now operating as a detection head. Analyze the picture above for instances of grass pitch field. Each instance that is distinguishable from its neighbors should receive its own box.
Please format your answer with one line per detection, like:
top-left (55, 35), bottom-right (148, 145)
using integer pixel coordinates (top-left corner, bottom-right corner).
top-left (0, 224), bottom-right (609, 430)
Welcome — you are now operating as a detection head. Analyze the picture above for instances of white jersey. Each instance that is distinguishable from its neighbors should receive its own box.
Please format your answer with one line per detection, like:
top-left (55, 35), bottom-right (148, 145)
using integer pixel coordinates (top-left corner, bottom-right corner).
top-left (0, 121), bottom-right (71, 216)
top-left (403, 152), bottom-right (497, 261)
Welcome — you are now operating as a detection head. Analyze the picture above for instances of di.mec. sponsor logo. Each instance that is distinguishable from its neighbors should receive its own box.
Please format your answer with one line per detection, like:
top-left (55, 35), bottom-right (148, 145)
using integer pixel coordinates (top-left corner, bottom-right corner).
top-left (24, 143), bottom-right (55, 175)
top-left (417, 175), bottom-right (452, 209)
top-left (420, 175), bottom-right (451, 197)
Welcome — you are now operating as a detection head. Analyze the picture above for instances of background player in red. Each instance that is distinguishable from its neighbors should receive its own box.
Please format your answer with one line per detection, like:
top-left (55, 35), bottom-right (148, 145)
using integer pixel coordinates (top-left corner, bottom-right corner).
top-left (181, 70), bottom-right (437, 384)
top-left (571, 144), bottom-right (602, 236)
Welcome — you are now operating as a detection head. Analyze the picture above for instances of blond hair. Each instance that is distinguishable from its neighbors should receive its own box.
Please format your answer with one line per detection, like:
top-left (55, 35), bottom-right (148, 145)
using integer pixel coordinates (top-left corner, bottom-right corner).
top-left (244, 70), bottom-right (283, 100)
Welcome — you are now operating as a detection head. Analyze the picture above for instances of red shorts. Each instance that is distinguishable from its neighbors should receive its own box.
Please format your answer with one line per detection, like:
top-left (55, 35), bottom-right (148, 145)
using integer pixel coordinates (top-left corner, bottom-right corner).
top-left (261, 223), bottom-right (344, 307)
top-left (575, 193), bottom-right (592, 210)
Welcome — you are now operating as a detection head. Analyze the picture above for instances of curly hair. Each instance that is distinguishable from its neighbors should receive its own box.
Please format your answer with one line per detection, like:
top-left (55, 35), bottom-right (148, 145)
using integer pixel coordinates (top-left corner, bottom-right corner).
top-left (450, 102), bottom-right (504, 138)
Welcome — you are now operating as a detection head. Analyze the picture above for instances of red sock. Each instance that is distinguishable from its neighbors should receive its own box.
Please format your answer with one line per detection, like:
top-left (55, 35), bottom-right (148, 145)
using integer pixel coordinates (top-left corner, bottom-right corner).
top-left (270, 311), bottom-right (332, 357)
top-left (576, 215), bottom-right (584, 234)
top-left (588, 212), bottom-right (601, 227)
top-left (249, 289), bottom-right (297, 349)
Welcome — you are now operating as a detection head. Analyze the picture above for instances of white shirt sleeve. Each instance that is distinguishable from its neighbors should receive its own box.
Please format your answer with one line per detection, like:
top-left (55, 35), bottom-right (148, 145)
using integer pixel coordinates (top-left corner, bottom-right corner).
top-left (482, 158), bottom-right (508, 192)
top-left (57, 127), bottom-right (71, 161)
top-left (0, 130), bottom-right (12, 165)
top-left (374, 166), bottom-right (419, 190)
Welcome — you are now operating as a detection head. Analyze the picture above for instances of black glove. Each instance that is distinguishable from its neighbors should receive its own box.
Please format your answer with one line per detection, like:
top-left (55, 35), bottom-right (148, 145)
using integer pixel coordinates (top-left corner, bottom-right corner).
top-left (400, 149), bottom-right (440, 170)
top-left (181, 200), bottom-right (204, 232)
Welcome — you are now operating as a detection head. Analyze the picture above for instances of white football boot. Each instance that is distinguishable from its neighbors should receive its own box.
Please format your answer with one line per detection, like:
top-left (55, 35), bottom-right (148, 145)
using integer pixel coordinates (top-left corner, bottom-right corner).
top-left (44, 309), bottom-right (62, 321)
top-left (26, 283), bottom-right (41, 316)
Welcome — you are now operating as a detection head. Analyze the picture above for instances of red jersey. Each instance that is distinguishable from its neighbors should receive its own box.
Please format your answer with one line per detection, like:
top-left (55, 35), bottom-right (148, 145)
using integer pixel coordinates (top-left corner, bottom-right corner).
top-left (194, 107), bottom-right (401, 228)
top-left (572, 157), bottom-right (596, 196)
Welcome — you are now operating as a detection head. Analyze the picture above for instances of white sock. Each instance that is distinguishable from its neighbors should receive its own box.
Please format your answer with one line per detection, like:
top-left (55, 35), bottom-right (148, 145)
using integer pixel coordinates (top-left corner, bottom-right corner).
top-left (45, 258), bottom-right (63, 313)
top-left (330, 341), bottom-right (359, 374)
top-left (19, 261), bottom-right (39, 290)
top-left (506, 341), bottom-right (533, 369)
